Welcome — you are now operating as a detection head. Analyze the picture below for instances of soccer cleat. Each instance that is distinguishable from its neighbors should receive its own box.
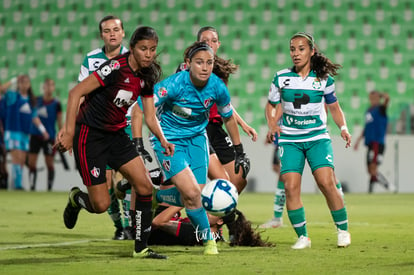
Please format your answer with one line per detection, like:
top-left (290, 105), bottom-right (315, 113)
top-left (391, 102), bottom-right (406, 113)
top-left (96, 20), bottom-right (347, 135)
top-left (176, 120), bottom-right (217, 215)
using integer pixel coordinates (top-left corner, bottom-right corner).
top-left (114, 178), bottom-right (130, 200)
top-left (337, 229), bottom-right (351, 248)
top-left (63, 187), bottom-right (81, 229)
top-left (204, 240), bottom-right (219, 255)
top-left (123, 226), bottom-right (134, 240)
top-left (291, 235), bottom-right (311, 249)
top-left (133, 248), bottom-right (167, 259)
top-left (259, 217), bottom-right (283, 229)
top-left (113, 227), bottom-right (126, 240)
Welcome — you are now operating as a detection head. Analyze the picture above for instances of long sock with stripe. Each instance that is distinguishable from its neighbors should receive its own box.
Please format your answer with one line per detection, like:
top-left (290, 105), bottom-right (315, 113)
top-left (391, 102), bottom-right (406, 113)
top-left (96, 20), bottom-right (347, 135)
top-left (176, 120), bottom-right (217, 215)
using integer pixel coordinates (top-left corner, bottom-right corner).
top-left (122, 189), bottom-right (131, 228)
top-left (336, 181), bottom-right (344, 199)
top-left (134, 194), bottom-right (153, 253)
top-left (331, 207), bottom-right (349, 231)
top-left (288, 207), bottom-right (308, 237)
top-left (107, 188), bottom-right (123, 230)
top-left (273, 180), bottom-right (285, 218)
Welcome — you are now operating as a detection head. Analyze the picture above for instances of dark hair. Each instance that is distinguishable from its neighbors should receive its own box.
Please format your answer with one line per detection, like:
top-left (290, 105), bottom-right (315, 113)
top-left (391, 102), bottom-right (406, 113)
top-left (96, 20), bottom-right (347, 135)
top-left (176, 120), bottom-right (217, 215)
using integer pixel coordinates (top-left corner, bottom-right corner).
top-left (129, 26), bottom-right (162, 93)
top-left (183, 42), bottom-right (238, 84)
top-left (196, 26), bottom-right (238, 83)
top-left (291, 32), bottom-right (342, 79)
top-left (196, 26), bottom-right (219, 41)
top-left (213, 57), bottom-right (238, 85)
top-left (99, 15), bottom-right (123, 33)
top-left (223, 210), bottom-right (274, 247)
top-left (184, 41), bottom-right (214, 61)
top-left (18, 74), bottom-right (36, 107)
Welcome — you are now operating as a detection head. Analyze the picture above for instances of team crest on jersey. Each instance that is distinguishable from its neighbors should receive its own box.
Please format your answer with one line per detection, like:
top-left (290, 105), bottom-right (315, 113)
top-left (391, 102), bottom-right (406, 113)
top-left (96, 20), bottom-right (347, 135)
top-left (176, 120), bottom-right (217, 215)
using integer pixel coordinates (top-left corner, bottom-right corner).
top-left (312, 78), bottom-right (321, 89)
top-left (90, 167), bottom-right (100, 178)
top-left (140, 80), bottom-right (145, 88)
top-left (162, 160), bottom-right (171, 171)
top-left (204, 98), bottom-right (212, 108)
top-left (110, 60), bottom-right (120, 70)
top-left (158, 87), bottom-right (168, 97)
top-left (179, 63), bottom-right (188, 71)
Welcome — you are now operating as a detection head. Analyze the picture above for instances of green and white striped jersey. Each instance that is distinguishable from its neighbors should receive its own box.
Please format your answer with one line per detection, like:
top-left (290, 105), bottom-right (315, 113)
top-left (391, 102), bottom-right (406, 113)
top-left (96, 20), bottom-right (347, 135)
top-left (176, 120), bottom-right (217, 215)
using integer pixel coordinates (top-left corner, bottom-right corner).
top-left (268, 68), bottom-right (337, 142)
top-left (78, 45), bottom-right (128, 82)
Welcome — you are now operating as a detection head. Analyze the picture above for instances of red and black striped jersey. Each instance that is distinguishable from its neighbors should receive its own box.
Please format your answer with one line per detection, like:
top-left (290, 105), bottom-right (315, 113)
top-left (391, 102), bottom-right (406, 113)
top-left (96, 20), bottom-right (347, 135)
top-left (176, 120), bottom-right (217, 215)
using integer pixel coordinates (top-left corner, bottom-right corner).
top-left (76, 52), bottom-right (153, 132)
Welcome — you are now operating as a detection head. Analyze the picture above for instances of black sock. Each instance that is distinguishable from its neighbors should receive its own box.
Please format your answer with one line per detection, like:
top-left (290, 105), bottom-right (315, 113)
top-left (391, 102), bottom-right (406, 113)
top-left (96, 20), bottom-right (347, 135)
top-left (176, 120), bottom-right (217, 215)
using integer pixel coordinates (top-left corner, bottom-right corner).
top-left (47, 169), bottom-right (55, 191)
top-left (74, 191), bottom-right (96, 213)
top-left (134, 194), bottom-right (153, 253)
top-left (29, 169), bottom-right (37, 191)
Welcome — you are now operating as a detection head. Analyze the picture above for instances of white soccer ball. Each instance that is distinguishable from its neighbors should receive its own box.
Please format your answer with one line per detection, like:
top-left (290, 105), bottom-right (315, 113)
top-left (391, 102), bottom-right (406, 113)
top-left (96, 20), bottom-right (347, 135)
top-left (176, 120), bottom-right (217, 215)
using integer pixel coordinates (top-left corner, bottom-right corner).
top-left (201, 179), bottom-right (239, 217)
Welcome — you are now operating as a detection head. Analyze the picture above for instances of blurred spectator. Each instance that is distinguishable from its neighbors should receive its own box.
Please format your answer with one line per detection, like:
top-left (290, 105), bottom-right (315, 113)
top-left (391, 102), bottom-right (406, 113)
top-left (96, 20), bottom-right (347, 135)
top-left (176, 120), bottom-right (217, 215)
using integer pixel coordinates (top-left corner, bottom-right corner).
top-left (27, 78), bottom-right (63, 191)
top-left (0, 75), bottom-right (36, 190)
top-left (354, 91), bottom-right (393, 193)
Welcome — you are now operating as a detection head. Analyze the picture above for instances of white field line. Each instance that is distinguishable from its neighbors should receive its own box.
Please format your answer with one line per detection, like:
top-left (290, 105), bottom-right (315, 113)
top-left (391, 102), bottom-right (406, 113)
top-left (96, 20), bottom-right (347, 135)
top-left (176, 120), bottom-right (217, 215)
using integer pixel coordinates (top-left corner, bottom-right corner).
top-left (0, 239), bottom-right (110, 251)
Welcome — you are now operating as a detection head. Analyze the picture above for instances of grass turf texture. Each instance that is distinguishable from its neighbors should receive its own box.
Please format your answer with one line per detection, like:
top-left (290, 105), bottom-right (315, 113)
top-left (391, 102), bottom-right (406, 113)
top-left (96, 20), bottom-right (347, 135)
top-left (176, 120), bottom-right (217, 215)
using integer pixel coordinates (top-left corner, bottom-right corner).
top-left (1, 191), bottom-right (413, 274)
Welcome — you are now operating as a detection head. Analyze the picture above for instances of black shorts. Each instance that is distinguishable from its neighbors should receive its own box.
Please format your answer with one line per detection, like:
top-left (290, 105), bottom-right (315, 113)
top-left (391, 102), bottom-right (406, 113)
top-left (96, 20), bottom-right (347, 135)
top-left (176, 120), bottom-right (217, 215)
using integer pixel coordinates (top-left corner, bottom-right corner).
top-left (206, 122), bottom-right (235, 165)
top-left (73, 124), bottom-right (138, 186)
top-left (367, 142), bottom-right (385, 165)
top-left (29, 135), bottom-right (56, 156)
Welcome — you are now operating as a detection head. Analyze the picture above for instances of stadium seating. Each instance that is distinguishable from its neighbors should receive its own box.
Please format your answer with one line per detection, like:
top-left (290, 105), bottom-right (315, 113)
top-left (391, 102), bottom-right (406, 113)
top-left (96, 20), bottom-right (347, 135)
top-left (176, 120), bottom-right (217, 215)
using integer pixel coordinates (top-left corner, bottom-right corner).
top-left (1, 0), bottom-right (413, 134)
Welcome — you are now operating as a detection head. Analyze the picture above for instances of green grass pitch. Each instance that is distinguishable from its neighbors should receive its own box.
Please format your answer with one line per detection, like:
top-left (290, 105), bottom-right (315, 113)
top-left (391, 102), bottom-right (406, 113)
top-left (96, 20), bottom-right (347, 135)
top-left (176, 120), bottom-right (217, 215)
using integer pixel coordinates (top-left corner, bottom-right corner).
top-left (1, 191), bottom-right (413, 274)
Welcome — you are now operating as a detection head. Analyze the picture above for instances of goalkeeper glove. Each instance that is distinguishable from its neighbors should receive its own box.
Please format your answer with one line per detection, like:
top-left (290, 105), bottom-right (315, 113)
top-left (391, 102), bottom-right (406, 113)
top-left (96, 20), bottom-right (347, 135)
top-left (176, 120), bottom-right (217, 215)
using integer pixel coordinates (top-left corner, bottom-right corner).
top-left (132, 137), bottom-right (153, 163)
top-left (234, 144), bottom-right (250, 179)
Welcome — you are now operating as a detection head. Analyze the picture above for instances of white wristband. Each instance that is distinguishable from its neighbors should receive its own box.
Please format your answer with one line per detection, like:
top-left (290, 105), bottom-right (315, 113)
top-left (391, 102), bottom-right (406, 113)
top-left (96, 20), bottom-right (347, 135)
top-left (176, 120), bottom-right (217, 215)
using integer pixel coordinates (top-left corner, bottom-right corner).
top-left (340, 125), bottom-right (348, 132)
top-left (38, 124), bottom-right (47, 134)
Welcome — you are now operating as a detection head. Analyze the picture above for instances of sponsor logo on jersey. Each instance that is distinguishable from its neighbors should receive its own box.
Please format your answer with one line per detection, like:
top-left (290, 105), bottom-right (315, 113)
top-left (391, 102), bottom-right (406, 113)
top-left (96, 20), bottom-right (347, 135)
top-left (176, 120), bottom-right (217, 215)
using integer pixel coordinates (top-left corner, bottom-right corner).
top-left (285, 115), bottom-right (316, 127)
top-left (293, 92), bottom-right (310, 109)
top-left (162, 160), bottom-right (171, 171)
top-left (90, 167), bottom-right (100, 178)
top-left (326, 154), bottom-right (333, 162)
top-left (113, 89), bottom-right (133, 107)
top-left (19, 102), bottom-right (32, 114)
top-left (158, 87), bottom-right (168, 97)
top-left (88, 58), bottom-right (106, 70)
top-left (37, 106), bottom-right (48, 118)
top-left (283, 79), bottom-right (290, 86)
top-left (110, 60), bottom-right (120, 70)
top-left (172, 105), bottom-right (192, 118)
top-left (96, 65), bottom-right (112, 79)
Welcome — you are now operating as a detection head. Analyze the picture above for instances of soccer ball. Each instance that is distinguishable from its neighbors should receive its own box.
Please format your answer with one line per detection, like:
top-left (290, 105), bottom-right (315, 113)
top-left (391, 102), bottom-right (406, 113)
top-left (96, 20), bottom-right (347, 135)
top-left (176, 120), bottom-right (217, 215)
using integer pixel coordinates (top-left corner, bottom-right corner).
top-left (201, 179), bottom-right (238, 217)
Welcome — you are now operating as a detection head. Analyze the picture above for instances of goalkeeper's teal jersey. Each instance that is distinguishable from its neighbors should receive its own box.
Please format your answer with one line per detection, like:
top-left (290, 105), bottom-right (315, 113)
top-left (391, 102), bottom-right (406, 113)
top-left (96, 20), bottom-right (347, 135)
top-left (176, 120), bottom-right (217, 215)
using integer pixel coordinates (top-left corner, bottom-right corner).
top-left (268, 68), bottom-right (337, 142)
top-left (78, 45), bottom-right (128, 82)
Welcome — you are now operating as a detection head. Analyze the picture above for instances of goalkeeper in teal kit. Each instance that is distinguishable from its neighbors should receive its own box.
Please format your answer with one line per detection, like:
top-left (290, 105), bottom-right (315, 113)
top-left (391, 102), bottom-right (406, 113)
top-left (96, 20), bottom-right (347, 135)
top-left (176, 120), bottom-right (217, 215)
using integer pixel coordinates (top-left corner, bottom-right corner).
top-left (148, 41), bottom-right (249, 255)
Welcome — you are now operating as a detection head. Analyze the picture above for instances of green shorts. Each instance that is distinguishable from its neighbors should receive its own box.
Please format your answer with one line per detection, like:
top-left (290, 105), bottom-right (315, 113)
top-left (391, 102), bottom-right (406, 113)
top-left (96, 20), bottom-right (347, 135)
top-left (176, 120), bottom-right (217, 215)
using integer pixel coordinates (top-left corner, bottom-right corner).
top-left (278, 138), bottom-right (335, 175)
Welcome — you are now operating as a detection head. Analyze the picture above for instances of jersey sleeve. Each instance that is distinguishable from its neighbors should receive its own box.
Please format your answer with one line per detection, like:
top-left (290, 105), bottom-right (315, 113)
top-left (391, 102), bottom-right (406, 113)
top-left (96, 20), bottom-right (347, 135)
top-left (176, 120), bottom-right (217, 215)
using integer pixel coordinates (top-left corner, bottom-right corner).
top-left (78, 55), bottom-right (90, 82)
top-left (215, 80), bottom-right (233, 118)
top-left (92, 59), bottom-right (121, 87)
top-left (323, 75), bottom-right (338, 104)
top-left (56, 100), bottom-right (62, 114)
top-left (153, 81), bottom-right (171, 108)
top-left (140, 81), bottom-right (154, 98)
top-left (268, 73), bottom-right (281, 104)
